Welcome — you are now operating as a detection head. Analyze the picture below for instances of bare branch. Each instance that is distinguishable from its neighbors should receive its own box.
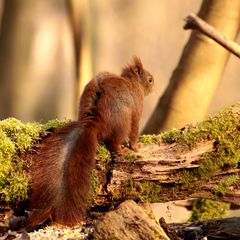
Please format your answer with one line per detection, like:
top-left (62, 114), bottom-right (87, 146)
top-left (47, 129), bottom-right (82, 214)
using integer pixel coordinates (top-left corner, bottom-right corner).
top-left (184, 13), bottom-right (240, 58)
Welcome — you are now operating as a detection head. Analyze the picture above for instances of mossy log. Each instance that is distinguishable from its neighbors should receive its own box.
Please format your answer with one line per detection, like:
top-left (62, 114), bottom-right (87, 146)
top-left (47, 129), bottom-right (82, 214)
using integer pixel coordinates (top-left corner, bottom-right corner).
top-left (0, 118), bottom-right (69, 206)
top-left (93, 141), bottom-right (240, 207)
top-left (1, 104), bottom-right (240, 210)
top-left (92, 104), bottom-right (240, 208)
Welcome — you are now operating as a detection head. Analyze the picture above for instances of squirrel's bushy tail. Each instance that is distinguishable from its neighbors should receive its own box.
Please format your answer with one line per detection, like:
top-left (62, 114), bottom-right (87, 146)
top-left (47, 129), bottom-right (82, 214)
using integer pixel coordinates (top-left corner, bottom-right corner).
top-left (27, 121), bottom-right (98, 228)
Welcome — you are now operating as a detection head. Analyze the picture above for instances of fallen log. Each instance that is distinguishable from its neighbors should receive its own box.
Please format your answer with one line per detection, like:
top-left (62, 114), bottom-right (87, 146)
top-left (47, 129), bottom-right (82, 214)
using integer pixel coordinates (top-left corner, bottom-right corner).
top-left (0, 105), bottom-right (239, 210)
top-left (1, 104), bottom-right (240, 235)
top-left (91, 104), bottom-right (240, 208)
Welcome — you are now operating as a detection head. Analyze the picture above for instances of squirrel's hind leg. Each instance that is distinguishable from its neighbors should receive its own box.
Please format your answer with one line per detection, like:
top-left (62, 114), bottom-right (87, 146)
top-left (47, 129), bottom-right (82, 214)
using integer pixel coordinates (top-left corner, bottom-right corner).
top-left (128, 117), bottom-right (140, 151)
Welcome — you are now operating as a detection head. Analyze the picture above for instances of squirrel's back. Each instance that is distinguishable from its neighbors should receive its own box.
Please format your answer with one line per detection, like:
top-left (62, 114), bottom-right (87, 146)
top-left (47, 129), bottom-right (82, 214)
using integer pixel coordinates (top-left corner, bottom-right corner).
top-left (79, 71), bottom-right (148, 151)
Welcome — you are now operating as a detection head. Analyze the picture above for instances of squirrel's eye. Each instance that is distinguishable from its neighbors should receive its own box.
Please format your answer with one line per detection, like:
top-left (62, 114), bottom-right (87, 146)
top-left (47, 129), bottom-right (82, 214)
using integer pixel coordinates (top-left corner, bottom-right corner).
top-left (148, 77), bottom-right (153, 83)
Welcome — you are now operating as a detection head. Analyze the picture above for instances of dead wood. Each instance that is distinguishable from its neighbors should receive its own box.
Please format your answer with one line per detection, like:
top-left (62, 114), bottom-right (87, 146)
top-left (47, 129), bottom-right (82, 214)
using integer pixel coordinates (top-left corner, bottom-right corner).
top-left (92, 140), bottom-right (240, 207)
top-left (184, 13), bottom-right (240, 58)
top-left (92, 104), bottom-right (240, 208)
top-left (159, 217), bottom-right (180, 240)
top-left (90, 200), bottom-right (170, 240)
top-left (171, 217), bottom-right (240, 240)
top-left (91, 200), bottom-right (240, 240)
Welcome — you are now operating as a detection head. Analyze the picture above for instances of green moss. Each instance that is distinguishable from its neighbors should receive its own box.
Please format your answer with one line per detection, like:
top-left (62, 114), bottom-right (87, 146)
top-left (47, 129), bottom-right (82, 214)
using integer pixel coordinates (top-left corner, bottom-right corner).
top-left (96, 144), bottom-right (111, 170)
top-left (161, 128), bottom-right (180, 144)
top-left (117, 179), bottom-right (134, 201)
top-left (0, 118), bottom-right (42, 203)
top-left (213, 175), bottom-right (240, 197)
top-left (161, 104), bottom-right (240, 195)
top-left (90, 169), bottom-right (100, 199)
top-left (179, 169), bottom-right (200, 190)
top-left (0, 118), bottom-right (68, 204)
top-left (0, 118), bottom-right (42, 153)
top-left (139, 134), bottom-right (161, 145)
top-left (137, 181), bottom-right (162, 202)
top-left (189, 199), bottom-right (230, 222)
top-left (162, 104), bottom-right (240, 149)
top-left (40, 118), bottom-right (70, 133)
top-left (125, 152), bottom-right (138, 163)
top-left (119, 179), bottom-right (162, 203)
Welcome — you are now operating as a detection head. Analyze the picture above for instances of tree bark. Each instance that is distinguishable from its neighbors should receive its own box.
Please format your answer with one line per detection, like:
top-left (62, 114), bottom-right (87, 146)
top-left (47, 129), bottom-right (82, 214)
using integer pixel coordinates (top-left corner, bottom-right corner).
top-left (93, 140), bottom-right (240, 207)
top-left (142, 0), bottom-right (240, 134)
top-left (92, 104), bottom-right (240, 208)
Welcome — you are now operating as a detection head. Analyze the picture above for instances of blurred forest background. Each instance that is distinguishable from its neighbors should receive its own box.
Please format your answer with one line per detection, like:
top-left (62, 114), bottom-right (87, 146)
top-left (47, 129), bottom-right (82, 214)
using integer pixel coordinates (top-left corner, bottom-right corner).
top-left (0, 0), bottom-right (239, 132)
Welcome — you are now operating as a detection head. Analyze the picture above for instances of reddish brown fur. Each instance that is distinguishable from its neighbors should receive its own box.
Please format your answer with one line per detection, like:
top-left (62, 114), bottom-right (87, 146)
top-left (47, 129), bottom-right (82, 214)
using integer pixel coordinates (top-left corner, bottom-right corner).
top-left (27, 57), bottom-right (154, 229)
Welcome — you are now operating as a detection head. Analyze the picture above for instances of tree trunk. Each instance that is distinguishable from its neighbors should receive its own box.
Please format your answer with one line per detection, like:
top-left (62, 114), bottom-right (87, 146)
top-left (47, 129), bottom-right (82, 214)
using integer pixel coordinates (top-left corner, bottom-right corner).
top-left (0, 0), bottom-right (76, 121)
top-left (68, 0), bottom-right (95, 108)
top-left (143, 0), bottom-right (240, 134)
top-left (184, 14), bottom-right (240, 58)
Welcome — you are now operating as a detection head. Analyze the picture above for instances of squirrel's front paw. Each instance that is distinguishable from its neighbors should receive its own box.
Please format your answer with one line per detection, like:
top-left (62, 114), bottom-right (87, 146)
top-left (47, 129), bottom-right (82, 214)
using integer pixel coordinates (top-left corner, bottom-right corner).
top-left (129, 142), bottom-right (143, 152)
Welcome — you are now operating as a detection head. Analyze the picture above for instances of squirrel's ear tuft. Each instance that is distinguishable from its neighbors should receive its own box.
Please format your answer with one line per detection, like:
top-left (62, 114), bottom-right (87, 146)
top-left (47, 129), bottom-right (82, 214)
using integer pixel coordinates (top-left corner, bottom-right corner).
top-left (121, 56), bottom-right (144, 78)
top-left (132, 56), bottom-right (143, 76)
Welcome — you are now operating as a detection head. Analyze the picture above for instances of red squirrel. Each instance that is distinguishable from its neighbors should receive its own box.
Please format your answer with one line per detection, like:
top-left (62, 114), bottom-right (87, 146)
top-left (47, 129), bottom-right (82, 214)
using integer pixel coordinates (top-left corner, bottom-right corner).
top-left (27, 56), bottom-right (154, 228)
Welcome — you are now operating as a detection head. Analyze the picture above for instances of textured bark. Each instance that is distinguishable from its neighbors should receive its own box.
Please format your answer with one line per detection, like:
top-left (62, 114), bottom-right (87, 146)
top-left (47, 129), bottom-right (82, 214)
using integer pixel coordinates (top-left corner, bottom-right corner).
top-left (93, 102), bottom-right (240, 206)
top-left (92, 140), bottom-right (240, 207)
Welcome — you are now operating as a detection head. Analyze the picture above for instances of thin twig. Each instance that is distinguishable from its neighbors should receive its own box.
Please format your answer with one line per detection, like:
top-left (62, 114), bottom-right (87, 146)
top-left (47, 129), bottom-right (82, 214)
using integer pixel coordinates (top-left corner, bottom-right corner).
top-left (184, 13), bottom-right (240, 58)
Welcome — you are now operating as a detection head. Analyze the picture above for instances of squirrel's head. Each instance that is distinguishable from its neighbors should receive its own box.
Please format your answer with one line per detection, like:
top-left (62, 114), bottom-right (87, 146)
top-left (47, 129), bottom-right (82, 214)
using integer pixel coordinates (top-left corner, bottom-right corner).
top-left (121, 56), bottom-right (154, 96)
